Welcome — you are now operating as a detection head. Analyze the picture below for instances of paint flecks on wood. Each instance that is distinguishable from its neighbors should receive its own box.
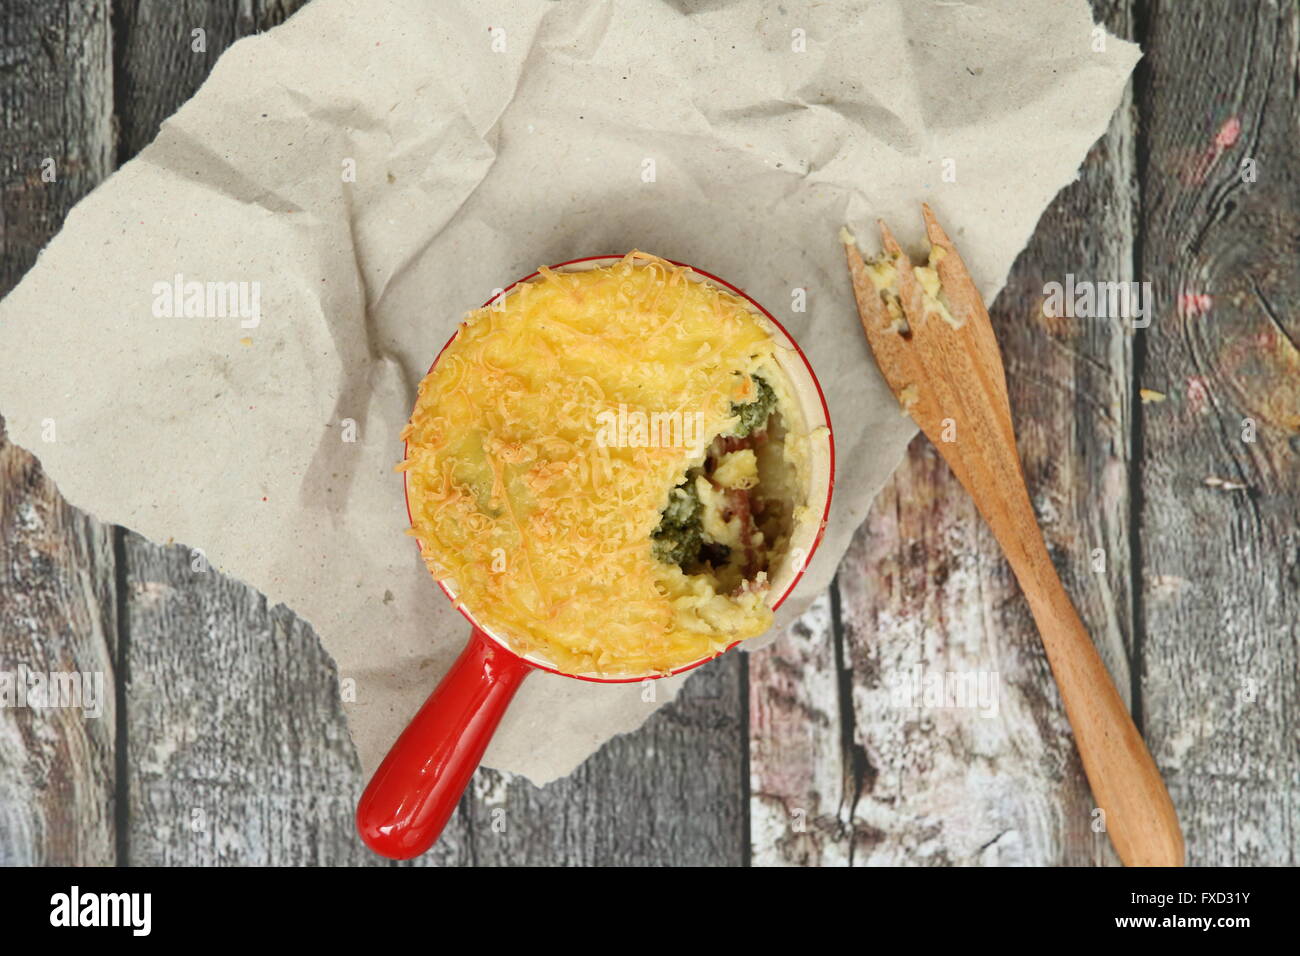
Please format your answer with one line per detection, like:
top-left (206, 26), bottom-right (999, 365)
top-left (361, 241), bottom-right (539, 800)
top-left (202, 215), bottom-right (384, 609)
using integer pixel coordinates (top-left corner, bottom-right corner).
top-left (1136, 0), bottom-right (1300, 866)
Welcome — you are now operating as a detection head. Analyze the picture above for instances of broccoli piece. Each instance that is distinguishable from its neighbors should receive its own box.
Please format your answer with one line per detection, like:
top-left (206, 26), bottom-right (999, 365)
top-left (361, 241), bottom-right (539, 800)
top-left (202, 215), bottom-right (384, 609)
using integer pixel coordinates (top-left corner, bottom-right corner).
top-left (729, 375), bottom-right (776, 438)
top-left (652, 481), bottom-right (704, 567)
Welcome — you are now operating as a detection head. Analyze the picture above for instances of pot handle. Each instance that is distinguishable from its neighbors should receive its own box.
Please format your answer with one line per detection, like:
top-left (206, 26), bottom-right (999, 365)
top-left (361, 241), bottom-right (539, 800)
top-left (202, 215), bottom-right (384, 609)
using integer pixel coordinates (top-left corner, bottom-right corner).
top-left (356, 626), bottom-right (532, 859)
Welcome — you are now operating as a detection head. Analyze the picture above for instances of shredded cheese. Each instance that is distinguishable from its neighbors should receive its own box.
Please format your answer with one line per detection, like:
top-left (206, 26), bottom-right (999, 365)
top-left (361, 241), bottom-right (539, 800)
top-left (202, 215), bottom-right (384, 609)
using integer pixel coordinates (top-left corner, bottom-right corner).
top-left (400, 251), bottom-right (795, 676)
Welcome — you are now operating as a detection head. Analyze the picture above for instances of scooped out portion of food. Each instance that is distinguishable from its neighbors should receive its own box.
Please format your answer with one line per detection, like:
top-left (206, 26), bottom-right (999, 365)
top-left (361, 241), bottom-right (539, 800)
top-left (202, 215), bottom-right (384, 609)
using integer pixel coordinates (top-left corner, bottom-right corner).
top-left (400, 251), bottom-right (817, 677)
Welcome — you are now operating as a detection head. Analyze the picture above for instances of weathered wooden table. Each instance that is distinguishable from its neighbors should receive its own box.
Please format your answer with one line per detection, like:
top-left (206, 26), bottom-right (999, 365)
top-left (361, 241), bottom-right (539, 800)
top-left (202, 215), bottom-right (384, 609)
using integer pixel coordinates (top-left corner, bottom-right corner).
top-left (1, 0), bottom-right (1295, 866)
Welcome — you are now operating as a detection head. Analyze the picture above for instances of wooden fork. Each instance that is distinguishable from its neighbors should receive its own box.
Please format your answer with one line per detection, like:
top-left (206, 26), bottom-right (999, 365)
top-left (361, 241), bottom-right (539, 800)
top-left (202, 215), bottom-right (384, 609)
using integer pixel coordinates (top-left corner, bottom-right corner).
top-left (845, 204), bottom-right (1184, 867)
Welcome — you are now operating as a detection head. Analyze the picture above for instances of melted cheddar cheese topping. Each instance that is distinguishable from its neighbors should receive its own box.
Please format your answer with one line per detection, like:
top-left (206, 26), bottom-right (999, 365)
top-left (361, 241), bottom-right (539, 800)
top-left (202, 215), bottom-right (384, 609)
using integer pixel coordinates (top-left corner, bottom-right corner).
top-left (400, 252), bottom-right (793, 676)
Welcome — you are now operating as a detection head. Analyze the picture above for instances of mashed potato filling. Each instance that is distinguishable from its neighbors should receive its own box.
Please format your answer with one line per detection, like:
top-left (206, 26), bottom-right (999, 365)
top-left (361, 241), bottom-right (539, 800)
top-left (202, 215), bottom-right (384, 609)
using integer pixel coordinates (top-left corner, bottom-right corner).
top-left (401, 251), bottom-right (810, 676)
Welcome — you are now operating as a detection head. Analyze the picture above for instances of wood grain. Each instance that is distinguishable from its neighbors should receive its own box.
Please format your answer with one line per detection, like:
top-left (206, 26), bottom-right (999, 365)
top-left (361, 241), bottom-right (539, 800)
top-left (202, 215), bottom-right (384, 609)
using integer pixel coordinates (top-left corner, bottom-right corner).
top-left (1, 0), bottom-right (115, 290)
top-left (0, 0), bottom-right (117, 866)
top-left (120, 531), bottom-right (401, 865)
top-left (1134, 0), bottom-right (1300, 866)
top-left (113, 0), bottom-right (312, 162)
top-left (852, 207), bottom-right (1181, 865)
top-left (0, 421), bottom-right (118, 865)
top-left (748, 594), bottom-right (854, 866)
top-left (458, 656), bottom-right (748, 866)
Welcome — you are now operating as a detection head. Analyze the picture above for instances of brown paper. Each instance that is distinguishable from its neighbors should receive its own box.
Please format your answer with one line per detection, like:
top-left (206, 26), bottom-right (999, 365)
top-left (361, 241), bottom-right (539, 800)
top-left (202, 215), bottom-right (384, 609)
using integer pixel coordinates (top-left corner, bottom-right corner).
top-left (0, 0), bottom-right (1138, 783)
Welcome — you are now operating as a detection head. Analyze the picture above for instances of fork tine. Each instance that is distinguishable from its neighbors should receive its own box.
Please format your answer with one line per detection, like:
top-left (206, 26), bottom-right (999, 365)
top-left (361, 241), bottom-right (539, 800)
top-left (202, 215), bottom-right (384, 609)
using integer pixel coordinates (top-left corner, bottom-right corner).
top-left (843, 231), bottom-right (927, 418)
top-left (920, 203), bottom-right (988, 331)
top-left (920, 203), bottom-right (951, 249)
top-left (878, 220), bottom-right (906, 261)
top-left (842, 235), bottom-right (893, 334)
top-left (917, 203), bottom-right (1016, 442)
top-left (880, 218), bottom-right (928, 337)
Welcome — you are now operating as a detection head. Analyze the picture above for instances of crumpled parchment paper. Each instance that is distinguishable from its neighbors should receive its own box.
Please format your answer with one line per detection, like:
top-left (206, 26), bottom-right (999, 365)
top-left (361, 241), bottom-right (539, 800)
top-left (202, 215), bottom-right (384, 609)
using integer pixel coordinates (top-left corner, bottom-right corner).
top-left (0, 0), bottom-right (1138, 782)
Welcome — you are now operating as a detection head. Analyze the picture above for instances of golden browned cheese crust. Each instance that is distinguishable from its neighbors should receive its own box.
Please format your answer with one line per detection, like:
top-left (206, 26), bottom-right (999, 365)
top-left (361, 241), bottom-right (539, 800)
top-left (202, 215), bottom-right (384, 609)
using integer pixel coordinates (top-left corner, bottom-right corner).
top-left (401, 252), bottom-right (797, 676)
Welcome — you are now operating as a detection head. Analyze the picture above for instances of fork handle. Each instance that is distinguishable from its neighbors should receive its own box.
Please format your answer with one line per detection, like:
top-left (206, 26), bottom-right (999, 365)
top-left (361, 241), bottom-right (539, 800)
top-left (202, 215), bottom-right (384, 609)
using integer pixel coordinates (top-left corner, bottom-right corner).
top-left (1001, 529), bottom-right (1184, 866)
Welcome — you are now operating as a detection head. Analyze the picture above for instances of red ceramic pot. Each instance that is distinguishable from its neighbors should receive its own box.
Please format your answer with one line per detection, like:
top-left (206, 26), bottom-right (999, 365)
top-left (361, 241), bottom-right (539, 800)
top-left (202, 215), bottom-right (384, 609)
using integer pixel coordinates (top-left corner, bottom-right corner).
top-left (356, 255), bottom-right (835, 859)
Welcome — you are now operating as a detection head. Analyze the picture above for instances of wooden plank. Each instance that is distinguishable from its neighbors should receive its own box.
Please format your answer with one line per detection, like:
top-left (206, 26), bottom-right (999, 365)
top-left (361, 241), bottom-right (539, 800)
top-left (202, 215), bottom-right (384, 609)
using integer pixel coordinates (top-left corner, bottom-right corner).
top-left (454, 656), bottom-right (748, 867)
top-left (113, 0), bottom-right (313, 162)
top-left (763, 0), bottom-right (1141, 866)
top-left (121, 531), bottom-right (423, 865)
top-left (749, 593), bottom-right (853, 866)
top-left (0, 422), bottom-right (118, 865)
top-left (1134, 0), bottom-right (1299, 866)
top-left (0, 0), bottom-right (117, 866)
top-left (1, 0), bottom-right (115, 291)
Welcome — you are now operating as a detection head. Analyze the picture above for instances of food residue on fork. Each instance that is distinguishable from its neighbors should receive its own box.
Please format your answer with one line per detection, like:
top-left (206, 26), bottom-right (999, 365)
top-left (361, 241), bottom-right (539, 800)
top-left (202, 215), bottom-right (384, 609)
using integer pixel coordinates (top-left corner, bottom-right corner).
top-left (840, 225), bottom-right (955, 332)
top-left (914, 245), bottom-right (962, 329)
top-left (844, 231), bottom-right (906, 332)
top-left (897, 383), bottom-right (920, 414)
